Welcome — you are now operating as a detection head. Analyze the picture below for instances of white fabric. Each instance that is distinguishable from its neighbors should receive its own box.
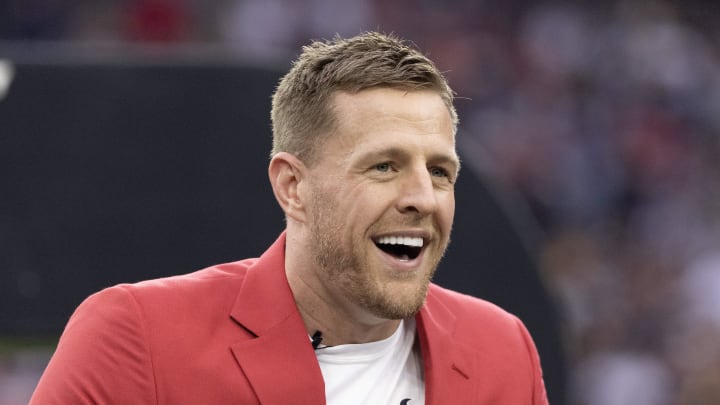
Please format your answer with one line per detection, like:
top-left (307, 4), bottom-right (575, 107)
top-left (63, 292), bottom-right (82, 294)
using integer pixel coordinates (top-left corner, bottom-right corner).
top-left (315, 319), bottom-right (425, 405)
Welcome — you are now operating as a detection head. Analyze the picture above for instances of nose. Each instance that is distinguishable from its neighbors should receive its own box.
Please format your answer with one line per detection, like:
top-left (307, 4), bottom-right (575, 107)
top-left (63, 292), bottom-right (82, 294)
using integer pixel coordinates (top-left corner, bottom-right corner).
top-left (397, 166), bottom-right (439, 215)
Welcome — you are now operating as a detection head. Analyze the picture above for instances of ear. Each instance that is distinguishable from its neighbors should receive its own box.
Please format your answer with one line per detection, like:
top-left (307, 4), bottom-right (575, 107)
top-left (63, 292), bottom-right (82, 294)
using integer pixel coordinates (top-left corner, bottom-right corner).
top-left (268, 152), bottom-right (307, 223)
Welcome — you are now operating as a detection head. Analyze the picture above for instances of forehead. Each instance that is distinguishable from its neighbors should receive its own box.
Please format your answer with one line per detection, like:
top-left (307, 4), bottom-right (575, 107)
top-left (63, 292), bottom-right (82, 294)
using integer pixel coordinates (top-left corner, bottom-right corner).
top-left (327, 88), bottom-right (456, 154)
top-left (331, 88), bottom-right (452, 129)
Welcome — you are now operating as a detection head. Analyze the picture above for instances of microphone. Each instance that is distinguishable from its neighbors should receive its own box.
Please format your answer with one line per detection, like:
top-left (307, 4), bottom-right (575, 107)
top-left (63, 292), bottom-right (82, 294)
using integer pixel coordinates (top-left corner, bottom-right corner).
top-left (311, 331), bottom-right (323, 350)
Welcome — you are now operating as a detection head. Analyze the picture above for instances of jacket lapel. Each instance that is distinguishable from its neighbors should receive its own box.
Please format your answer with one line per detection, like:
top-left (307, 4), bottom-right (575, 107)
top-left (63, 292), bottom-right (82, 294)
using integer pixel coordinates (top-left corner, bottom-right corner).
top-left (227, 235), bottom-right (480, 404)
top-left (229, 234), bottom-right (326, 404)
top-left (417, 286), bottom-right (477, 405)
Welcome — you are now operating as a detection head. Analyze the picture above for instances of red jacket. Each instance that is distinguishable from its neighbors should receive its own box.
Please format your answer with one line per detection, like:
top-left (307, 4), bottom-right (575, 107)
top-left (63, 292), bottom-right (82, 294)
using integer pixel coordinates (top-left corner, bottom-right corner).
top-left (31, 233), bottom-right (548, 404)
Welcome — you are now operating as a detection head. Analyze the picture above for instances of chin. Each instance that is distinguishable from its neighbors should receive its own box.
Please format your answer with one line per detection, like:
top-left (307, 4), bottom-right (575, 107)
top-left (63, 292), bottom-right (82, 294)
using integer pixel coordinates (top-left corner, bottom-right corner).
top-left (364, 280), bottom-right (430, 320)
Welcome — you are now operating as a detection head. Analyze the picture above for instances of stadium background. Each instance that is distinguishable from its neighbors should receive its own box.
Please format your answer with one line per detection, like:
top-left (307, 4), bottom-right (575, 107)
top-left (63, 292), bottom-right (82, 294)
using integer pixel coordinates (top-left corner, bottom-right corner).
top-left (2, 1), bottom-right (720, 404)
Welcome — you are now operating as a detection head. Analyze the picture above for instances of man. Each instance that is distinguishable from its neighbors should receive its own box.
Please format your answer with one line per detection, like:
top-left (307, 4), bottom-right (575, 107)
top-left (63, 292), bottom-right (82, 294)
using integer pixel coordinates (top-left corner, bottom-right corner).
top-left (31, 32), bottom-right (548, 404)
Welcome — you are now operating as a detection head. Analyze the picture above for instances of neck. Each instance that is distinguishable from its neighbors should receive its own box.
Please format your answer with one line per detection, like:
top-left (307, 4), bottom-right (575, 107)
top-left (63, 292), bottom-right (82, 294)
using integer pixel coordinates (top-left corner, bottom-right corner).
top-left (294, 290), bottom-right (402, 347)
top-left (284, 258), bottom-right (401, 346)
top-left (283, 228), bottom-right (403, 346)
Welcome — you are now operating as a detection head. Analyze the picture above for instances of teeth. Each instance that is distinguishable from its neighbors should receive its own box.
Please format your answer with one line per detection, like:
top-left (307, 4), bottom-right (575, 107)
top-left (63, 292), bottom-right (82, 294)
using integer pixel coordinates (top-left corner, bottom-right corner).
top-left (376, 236), bottom-right (424, 248)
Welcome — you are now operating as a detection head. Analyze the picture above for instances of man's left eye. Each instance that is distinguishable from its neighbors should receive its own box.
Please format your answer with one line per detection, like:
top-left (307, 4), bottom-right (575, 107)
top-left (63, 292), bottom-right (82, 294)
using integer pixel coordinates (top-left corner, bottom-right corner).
top-left (375, 163), bottom-right (391, 172)
top-left (430, 167), bottom-right (448, 177)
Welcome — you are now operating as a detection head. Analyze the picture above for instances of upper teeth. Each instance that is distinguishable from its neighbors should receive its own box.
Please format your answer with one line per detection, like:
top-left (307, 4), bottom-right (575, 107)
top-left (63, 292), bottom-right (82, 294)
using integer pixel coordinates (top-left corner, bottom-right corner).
top-left (376, 236), bottom-right (424, 248)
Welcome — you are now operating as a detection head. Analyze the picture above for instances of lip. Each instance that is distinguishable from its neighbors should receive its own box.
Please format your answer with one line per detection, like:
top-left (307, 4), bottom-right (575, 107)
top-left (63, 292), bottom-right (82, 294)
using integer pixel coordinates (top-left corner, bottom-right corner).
top-left (375, 244), bottom-right (426, 272)
top-left (371, 229), bottom-right (432, 243)
top-left (371, 229), bottom-right (432, 273)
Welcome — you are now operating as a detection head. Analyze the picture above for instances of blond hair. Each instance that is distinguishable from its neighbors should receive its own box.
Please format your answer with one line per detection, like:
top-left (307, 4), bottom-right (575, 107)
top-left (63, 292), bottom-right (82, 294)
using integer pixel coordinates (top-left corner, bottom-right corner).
top-left (270, 32), bottom-right (457, 164)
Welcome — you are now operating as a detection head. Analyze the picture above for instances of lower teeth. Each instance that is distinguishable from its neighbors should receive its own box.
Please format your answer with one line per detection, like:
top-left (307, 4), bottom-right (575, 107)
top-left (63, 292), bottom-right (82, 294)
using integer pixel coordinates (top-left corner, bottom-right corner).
top-left (399, 254), bottom-right (410, 261)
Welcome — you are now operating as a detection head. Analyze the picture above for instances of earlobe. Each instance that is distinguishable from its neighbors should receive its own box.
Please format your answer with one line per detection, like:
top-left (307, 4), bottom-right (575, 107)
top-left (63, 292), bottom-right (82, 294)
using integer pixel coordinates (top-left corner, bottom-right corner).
top-left (268, 152), bottom-right (307, 222)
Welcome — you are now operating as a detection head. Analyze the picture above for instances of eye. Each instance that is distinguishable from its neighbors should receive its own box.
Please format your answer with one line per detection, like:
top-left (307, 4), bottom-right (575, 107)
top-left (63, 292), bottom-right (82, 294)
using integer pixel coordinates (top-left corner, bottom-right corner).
top-left (375, 162), bottom-right (391, 172)
top-left (430, 167), bottom-right (449, 178)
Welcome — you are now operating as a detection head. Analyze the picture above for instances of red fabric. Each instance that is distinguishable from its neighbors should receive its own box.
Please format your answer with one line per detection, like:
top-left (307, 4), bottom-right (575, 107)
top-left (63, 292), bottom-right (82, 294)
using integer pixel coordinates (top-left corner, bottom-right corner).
top-left (31, 233), bottom-right (548, 404)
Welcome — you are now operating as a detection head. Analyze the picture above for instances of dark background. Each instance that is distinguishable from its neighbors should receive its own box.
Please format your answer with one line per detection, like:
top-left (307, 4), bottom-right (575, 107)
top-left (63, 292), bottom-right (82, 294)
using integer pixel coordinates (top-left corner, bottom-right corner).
top-left (5, 1), bottom-right (720, 403)
top-left (0, 62), bottom-right (565, 402)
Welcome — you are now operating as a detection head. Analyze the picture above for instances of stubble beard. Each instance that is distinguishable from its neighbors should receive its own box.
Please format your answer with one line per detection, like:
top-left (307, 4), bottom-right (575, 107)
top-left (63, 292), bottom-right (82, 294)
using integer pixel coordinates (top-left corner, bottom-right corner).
top-left (308, 191), bottom-right (446, 320)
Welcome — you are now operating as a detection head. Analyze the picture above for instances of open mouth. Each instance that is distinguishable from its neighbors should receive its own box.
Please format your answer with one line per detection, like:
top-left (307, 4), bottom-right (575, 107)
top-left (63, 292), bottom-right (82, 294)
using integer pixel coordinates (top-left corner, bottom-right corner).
top-left (373, 236), bottom-right (424, 261)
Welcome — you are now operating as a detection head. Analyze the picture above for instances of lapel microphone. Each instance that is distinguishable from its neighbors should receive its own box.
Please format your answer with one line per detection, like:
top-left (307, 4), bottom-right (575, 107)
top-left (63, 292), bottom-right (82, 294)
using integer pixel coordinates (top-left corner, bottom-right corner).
top-left (311, 331), bottom-right (323, 350)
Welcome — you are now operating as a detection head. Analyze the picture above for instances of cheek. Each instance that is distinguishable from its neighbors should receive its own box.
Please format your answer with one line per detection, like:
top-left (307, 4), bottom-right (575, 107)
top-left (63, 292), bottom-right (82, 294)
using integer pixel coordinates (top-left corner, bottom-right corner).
top-left (346, 185), bottom-right (390, 215)
top-left (342, 199), bottom-right (378, 232)
top-left (440, 194), bottom-right (456, 231)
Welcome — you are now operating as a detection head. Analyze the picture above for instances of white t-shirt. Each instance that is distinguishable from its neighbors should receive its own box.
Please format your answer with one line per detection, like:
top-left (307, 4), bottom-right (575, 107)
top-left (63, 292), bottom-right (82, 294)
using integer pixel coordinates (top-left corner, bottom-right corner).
top-left (314, 319), bottom-right (425, 405)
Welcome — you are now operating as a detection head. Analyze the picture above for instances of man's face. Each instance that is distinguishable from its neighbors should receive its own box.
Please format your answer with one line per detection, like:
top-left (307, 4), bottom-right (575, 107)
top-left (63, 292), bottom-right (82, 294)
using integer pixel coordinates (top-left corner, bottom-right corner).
top-left (303, 87), bottom-right (459, 321)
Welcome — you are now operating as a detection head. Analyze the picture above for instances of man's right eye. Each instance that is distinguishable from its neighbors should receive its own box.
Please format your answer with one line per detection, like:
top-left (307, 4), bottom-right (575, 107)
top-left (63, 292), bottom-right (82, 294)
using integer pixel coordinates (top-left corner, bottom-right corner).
top-left (375, 162), bottom-right (391, 172)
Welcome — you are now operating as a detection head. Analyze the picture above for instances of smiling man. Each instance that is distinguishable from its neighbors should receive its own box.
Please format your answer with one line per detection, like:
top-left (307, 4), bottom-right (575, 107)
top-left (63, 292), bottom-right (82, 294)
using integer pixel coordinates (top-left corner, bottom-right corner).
top-left (31, 32), bottom-right (549, 404)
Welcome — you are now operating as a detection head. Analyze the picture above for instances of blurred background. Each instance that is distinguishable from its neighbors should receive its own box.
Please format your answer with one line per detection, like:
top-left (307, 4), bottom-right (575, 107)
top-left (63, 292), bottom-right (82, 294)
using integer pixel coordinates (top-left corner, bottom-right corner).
top-left (2, 0), bottom-right (720, 404)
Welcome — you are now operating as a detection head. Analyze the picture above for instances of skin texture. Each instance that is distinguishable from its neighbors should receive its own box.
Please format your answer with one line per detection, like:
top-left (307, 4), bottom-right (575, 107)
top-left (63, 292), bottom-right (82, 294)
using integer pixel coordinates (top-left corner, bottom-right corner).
top-left (269, 87), bottom-right (459, 346)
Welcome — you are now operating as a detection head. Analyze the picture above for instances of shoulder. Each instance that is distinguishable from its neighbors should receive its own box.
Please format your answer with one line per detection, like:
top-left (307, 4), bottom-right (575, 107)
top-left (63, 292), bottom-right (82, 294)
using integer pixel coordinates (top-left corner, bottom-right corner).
top-left (426, 283), bottom-right (519, 324)
top-left (133, 257), bottom-right (257, 289)
top-left (106, 258), bottom-right (257, 302)
top-left (421, 288), bottom-right (549, 403)
top-left (31, 259), bottom-right (260, 404)
top-left (62, 258), bottom-right (261, 364)
top-left (76, 258), bottom-right (259, 332)
top-left (424, 283), bottom-right (531, 344)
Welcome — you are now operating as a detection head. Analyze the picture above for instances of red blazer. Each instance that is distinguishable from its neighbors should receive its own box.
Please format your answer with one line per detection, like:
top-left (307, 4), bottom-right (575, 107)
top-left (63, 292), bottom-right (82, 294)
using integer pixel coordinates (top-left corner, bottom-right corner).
top-left (31, 233), bottom-right (548, 404)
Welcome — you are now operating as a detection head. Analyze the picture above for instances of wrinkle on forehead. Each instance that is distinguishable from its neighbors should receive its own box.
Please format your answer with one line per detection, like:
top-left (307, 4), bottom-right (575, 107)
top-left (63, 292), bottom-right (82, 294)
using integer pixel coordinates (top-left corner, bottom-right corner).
top-left (333, 88), bottom-right (452, 122)
top-left (315, 88), bottom-right (457, 169)
top-left (332, 88), bottom-right (454, 139)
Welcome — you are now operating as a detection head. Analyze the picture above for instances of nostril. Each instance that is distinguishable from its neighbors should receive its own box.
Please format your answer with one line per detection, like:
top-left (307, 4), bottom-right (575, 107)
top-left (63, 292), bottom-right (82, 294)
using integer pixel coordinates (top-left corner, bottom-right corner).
top-left (400, 205), bottom-right (421, 214)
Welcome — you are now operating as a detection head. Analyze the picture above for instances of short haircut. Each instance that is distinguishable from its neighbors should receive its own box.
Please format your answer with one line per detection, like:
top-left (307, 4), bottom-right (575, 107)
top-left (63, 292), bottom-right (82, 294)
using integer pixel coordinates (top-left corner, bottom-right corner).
top-left (270, 32), bottom-right (458, 164)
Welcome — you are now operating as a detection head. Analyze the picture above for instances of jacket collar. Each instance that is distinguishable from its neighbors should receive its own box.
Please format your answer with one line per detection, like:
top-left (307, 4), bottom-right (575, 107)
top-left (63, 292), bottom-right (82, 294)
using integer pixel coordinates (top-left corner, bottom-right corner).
top-left (229, 233), bottom-right (326, 404)
top-left (417, 286), bottom-right (477, 404)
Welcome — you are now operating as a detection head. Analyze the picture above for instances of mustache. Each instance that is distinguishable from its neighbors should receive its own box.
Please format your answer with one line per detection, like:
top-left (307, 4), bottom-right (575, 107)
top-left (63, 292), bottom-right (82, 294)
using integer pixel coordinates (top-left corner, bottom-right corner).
top-left (370, 218), bottom-right (450, 246)
top-left (374, 212), bottom-right (439, 229)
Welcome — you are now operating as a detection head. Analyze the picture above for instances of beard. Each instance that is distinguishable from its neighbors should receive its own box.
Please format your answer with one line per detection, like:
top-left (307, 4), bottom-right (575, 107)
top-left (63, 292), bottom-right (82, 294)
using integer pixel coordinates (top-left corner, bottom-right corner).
top-left (307, 186), bottom-right (446, 320)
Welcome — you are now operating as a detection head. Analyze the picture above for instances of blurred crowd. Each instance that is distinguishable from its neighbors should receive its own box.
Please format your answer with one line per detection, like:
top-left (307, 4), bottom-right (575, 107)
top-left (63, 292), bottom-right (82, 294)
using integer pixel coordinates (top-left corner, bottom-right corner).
top-left (449, 3), bottom-right (720, 404)
top-left (3, 0), bottom-right (720, 404)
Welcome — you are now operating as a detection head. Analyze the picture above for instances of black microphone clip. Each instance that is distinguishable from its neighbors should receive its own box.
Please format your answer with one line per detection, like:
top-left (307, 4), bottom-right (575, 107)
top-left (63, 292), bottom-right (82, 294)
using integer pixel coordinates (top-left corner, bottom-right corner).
top-left (311, 331), bottom-right (323, 350)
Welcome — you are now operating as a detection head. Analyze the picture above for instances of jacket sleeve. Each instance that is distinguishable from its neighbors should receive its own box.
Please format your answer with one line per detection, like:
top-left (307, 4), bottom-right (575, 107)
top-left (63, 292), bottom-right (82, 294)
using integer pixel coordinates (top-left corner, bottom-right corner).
top-left (515, 317), bottom-right (549, 405)
top-left (30, 286), bottom-right (157, 404)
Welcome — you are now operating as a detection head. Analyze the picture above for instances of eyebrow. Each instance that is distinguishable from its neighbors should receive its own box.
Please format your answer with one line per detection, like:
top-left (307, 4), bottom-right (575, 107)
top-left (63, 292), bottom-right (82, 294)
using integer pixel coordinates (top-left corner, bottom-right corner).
top-left (356, 145), bottom-right (461, 174)
top-left (433, 152), bottom-right (462, 178)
